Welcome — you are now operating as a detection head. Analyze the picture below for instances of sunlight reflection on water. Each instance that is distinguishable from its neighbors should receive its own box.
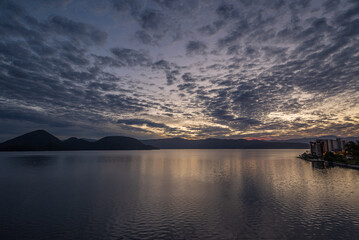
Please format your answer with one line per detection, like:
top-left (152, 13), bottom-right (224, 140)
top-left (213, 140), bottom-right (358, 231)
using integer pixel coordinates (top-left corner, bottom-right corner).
top-left (0, 149), bottom-right (359, 239)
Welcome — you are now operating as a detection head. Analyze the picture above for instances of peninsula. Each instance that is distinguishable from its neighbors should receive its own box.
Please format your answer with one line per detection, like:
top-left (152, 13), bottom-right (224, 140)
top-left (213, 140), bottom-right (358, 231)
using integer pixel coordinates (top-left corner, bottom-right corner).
top-left (299, 138), bottom-right (359, 168)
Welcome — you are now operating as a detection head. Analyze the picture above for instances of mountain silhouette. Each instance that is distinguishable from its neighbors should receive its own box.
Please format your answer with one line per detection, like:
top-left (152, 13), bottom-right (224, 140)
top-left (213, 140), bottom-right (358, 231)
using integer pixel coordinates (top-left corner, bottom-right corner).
top-left (141, 138), bottom-right (309, 149)
top-left (270, 135), bottom-right (359, 144)
top-left (0, 130), bottom-right (63, 151)
top-left (0, 130), bottom-right (310, 151)
top-left (0, 130), bottom-right (156, 151)
top-left (93, 136), bottom-right (155, 150)
top-left (62, 137), bottom-right (93, 150)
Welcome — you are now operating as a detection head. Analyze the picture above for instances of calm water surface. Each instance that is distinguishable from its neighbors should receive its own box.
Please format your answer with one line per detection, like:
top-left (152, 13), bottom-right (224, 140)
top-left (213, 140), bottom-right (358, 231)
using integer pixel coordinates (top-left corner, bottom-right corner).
top-left (1, 149), bottom-right (359, 239)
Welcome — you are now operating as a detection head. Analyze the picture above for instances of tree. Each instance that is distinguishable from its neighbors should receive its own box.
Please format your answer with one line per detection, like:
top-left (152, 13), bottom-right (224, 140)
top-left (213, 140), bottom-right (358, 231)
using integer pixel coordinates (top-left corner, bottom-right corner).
top-left (324, 151), bottom-right (336, 162)
top-left (346, 141), bottom-right (359, 158)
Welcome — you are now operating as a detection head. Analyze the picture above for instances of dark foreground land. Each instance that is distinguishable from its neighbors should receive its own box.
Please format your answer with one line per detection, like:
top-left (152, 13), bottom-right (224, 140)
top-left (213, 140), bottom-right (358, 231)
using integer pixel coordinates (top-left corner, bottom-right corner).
top-left (299, 141), bottom-right (359, 168)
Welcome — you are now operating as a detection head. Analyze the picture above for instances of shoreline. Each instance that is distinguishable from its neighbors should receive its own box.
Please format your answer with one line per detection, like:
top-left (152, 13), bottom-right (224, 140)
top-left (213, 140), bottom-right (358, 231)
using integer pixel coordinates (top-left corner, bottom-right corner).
top-left (324, 161), bottom-right (359, 170)
top-left (299, 156), bottom-right (359, 170)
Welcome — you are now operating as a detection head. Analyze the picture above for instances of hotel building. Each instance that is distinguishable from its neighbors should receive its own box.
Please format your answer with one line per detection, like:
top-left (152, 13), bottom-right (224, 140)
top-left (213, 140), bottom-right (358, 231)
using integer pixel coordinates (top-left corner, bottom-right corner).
top-left (310, 138), bottom-right (346, 157)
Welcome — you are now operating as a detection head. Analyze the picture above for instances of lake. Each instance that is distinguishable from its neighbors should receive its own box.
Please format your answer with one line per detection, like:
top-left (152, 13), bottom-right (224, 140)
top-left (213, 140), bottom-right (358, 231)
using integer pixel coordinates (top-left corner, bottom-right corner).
top-left (0, 149), bottom-right (359, 239)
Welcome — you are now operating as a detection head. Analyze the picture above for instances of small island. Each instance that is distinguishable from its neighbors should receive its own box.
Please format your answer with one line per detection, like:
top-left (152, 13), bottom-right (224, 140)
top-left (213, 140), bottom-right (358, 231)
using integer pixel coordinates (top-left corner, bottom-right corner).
top-left (299, 138), bottom-right (359, 169)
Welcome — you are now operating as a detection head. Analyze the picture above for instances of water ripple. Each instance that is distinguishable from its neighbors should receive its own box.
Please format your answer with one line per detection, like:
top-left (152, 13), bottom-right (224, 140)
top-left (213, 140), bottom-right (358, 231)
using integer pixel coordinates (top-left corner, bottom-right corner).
top-left (1, 149), bottom-right (359, 239)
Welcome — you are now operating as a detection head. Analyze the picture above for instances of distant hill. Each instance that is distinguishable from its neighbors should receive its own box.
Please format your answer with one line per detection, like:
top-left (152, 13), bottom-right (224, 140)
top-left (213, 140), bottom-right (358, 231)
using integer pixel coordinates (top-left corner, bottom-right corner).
top-left (5, 130), bottom-right (339, 151)
top-left (271, 135), bottom-right (359, 144)
top-left (93, 136), bottom-right (155, 150)
top-left (141, 138), bottom-right (309, 149)
top-left (0, 130), bottom-right (63, 151)
top-left (62, 137), bottom-right (93, 150)
top-left (0, 130), bottom-right (157, 151)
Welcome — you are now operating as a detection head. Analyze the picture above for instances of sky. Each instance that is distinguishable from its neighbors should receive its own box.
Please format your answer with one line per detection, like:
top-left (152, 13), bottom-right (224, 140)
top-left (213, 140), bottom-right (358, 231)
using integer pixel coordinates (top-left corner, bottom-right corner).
top-left (0, 0), bottom-right (358, 141)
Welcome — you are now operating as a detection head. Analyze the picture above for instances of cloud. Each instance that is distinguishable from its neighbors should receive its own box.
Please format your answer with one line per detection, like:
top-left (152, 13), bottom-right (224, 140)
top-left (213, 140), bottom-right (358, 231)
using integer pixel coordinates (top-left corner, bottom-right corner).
top-left (117, 118), bottom-right (181, 135)
top-left (33, 0), bottom-right (73, 7)
top-left (165, 70), bottom-right (179, 85)
top-left (323, 0), bottom-right (341, 12)
top-left (198, 20), bottom-right (225, 35)
top-left (112, 0), bottom-right (181, 42)
top-left (0, 105), bottom-right (71, 128)
top-left (1, 0), bottom-right (359, 140)
top-left (186, 40), bottom-right (207, 55)
top-left (217, 20), bottom-right (249, 48)
top-left (112, 0), bottom-right (141, 14)
top-left (185, 124), bottom-right (232, 138)
top-left (216, 3), bottom-right (240, 19)
top-left (118, 118), bottom-right (167, 128)
top-left (135, 30), bottom-right (154, 44)
top-left (110, 48), bottom-right (151, 67)
top-left (48, 15), bottom-right (108, 45)
top-left (177, 83), bottom-right (197, 92)
top-left (181, 72), bottom-right (195, 82)
top-left (139, 9), bottom-right (165, 31)
top-left (0, 2), bottom-right (161, 137)
top-left (0, 2), bottom-right (107, 47)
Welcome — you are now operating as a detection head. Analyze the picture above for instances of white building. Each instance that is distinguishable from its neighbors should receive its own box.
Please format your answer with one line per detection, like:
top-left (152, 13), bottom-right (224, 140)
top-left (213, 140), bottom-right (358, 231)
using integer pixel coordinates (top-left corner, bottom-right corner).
top-left (310, 138), bottom-right (345, 157)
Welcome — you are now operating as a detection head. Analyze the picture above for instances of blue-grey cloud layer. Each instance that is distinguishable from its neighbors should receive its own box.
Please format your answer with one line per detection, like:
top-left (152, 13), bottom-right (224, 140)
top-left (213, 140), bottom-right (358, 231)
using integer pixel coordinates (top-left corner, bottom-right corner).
top-left (0, 0), bottom-right (358, 140)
